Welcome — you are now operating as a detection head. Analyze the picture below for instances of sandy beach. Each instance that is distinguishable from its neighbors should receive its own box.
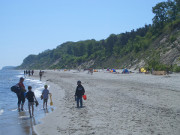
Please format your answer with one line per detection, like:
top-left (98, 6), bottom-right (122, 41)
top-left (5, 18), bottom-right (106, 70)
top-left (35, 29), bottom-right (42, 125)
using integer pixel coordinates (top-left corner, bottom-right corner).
top-left (31, 70), bottom-right (180, 135)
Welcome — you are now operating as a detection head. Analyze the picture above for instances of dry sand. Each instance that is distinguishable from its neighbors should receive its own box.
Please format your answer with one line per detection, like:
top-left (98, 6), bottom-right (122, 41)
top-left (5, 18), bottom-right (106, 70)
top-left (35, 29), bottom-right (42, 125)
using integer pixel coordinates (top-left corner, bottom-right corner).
top-left (32, 70), bottom-right (180, 135)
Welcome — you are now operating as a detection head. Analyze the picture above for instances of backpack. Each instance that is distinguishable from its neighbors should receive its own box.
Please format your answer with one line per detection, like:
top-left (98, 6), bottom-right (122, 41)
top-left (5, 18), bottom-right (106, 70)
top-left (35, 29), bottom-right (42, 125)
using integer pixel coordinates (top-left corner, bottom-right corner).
top-left (11, 84), bottom-right (21, 94)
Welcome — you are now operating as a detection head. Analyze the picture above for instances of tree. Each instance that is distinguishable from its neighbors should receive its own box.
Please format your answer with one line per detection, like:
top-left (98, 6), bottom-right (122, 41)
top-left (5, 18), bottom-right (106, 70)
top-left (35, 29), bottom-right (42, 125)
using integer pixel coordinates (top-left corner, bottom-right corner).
top-left (79, 45), bottom-right (85, 56)
top-left (175, 0), bottom-right (180, 18)
top-left (175, 0), bottom-right (180, 10)
top-left (105, 34), bottom-right (118, 56)
top-left (87, 43), bottom-right (93, 57)
top-left (67, 46), bottom-right (73, 55)
top-left (167, 0), bottom-right (178, 21)
top-left (152, 2), bottom-right (169, 28)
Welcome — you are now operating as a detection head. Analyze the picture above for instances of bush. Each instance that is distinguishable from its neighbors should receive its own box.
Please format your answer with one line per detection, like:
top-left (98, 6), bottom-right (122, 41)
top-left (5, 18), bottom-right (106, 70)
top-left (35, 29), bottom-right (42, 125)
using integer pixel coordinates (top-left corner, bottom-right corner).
top-left (147, 60), bottom-right (170, 71)
top-left (169, 35), bottom-right (177, 43)
top-left (173, 65), bottom-right (180, 72)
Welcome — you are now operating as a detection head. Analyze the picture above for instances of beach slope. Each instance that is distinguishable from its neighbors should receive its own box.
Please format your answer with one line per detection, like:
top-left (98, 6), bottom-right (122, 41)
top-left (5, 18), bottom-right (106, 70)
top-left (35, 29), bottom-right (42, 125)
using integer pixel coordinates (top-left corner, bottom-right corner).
top-left (34, 70), bottom-right (180, 135)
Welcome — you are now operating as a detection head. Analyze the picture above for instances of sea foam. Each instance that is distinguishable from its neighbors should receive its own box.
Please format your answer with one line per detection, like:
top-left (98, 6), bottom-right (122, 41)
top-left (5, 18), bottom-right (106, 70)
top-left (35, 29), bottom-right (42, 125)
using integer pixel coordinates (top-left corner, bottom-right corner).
top-left (0, 109), bottom-right (4, 115)
top-left (25, 78), bottom-right (45, 98)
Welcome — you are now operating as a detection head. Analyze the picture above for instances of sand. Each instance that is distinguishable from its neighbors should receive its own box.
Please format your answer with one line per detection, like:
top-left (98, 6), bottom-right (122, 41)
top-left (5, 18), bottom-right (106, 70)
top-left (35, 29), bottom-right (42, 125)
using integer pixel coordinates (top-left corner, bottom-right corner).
top-left (31, 70), bottom-right (180, 135)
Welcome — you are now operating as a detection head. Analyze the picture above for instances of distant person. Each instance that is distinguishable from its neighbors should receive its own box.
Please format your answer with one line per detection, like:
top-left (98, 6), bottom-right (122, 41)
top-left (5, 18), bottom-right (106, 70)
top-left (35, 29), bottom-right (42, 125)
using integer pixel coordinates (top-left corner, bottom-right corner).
top-left (151, 68), bottom-right (154, 74)
top-left (75, 81), bottom-right (85, 108)
top-left (89, 68), bottom-right (93, 75)
top-left (26, 86), bottom-right (37, 118)
top-left (17, 77), bottom-right (26, 111)
top-left (39, 70), bottom-right (43, 81)
top-left (166, 67), bottom-right (169, 75)
top-left (31, 70), bottom-right (34, 76)
top-left (24, 70), bottom-right (26, 76)
top-left (28, 70), bottom-right (31, 76)
top-left (42, 85), bottom-right (50, 109)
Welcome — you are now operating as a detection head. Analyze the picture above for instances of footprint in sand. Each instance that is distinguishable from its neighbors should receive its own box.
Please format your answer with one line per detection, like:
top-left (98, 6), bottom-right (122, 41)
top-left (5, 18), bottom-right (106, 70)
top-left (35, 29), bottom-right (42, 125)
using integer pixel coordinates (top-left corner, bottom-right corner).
top-left (57, 126), bottom-right (61, 132)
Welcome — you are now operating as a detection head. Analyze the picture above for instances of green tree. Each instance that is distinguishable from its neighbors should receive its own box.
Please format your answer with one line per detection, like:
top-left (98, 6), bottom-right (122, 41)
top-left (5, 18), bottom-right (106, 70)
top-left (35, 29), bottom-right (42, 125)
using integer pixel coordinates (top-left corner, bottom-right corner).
top-left (152, 2), bottom-right (169, 28)
top-left (167, 0), bottom-right (178, 21)
top-left (105, 34), bottom-right (117, 56)
top-left (175, 0), bottom-right (180, 10)
top-left (67, 46), bottom-right (73, 55)
top-left (87, 43), bottom-right (93, 57)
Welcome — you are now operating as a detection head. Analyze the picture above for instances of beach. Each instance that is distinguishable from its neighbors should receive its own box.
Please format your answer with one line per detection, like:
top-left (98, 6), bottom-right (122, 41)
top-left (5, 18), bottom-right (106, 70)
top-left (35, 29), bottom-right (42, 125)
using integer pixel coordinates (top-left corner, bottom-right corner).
top-left (31, 70), bottom-right (180, 135)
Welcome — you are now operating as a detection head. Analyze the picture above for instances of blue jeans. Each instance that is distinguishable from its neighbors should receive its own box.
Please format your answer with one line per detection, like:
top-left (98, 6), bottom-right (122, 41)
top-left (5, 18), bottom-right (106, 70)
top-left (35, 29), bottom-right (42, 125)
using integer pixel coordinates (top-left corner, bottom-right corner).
top-left (77, 97), bottom-right (83, 108)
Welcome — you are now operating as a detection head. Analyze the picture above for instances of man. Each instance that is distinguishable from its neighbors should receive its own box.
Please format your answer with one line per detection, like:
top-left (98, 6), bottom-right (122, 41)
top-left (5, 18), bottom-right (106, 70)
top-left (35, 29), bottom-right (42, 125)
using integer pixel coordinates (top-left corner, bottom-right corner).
top-left (17, 77), bottom-right (26, 111)
top-left (75, 81), bottom-right (85, 108)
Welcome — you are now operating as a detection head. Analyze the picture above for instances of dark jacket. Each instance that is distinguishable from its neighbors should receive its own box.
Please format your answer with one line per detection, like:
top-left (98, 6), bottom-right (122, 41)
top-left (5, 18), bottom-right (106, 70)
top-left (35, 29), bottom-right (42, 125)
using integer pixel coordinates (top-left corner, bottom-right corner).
top-left (75, 85), bottom-right (85, 97)
top-left (26, 91), bottom-right (35, 102)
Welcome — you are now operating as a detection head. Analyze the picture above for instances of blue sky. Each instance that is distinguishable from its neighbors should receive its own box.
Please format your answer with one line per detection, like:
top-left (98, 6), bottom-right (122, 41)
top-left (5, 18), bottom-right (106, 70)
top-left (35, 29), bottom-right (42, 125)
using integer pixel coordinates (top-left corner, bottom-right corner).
top-left (0, 0), bottom-right (165, 69)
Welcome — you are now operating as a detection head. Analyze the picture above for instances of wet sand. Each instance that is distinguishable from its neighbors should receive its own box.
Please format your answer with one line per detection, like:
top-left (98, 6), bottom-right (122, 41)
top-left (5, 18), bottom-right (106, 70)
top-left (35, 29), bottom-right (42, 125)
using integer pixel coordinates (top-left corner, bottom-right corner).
top-left (31, 70), bottom-right (180, 135)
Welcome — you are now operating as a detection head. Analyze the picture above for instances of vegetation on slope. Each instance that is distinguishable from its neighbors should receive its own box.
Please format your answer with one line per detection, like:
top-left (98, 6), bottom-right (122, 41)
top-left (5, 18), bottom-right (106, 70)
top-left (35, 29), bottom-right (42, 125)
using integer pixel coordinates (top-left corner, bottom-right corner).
top-left (19, 0), bottom-right (180, 72)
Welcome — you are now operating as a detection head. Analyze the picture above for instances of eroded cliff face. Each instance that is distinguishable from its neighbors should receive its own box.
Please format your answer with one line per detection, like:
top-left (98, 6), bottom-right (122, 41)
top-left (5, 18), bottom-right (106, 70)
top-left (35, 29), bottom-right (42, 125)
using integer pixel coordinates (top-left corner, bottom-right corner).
top-left (77, 30), bottom-right (180, 69)
top-left (159, 31), bottom-right (180, 66)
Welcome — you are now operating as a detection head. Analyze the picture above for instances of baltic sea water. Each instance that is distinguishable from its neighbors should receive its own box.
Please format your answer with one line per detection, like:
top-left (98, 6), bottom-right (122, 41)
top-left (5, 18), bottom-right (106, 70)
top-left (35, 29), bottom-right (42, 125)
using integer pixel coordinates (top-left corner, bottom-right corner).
top-left (0, 70), bottom-right (52, 135)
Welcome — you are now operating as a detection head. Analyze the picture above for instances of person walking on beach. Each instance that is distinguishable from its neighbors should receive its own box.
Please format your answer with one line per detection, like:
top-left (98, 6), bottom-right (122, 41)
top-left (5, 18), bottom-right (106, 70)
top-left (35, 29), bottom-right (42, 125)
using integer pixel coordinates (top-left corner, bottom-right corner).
top-left (31, 70), bottom-right (34, 76)
top-left (24, 70), bottom-right (26, 76)
top-left (42, 85), bottom-right (50, 109)
top-left (26, 86), bottom-right (37, 118)
top-left (75, 81), bottom-right (85, 108)
top-left (28, 70), bottom-right (31, 76)
top-left (17, 77), bottom-right (26, 111)
top-left (39, 70), bottom-right (43, 81)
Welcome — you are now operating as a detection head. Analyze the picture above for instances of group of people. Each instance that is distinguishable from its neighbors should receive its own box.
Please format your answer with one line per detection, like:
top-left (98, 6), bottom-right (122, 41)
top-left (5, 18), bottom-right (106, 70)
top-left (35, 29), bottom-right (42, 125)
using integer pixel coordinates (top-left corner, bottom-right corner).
top-left (24, 70), bottom-right (44, 81)
top-left (16, 77), bottom-right (51, 117)
top-left (16, 75), bottom-right (85, 117)
top-left (24, 70), bottom-right (34, 76)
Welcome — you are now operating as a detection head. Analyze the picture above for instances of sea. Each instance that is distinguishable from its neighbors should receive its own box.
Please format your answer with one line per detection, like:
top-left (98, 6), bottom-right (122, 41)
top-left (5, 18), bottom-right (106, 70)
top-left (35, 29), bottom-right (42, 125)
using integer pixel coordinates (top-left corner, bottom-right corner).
top-left (0, 70), bottom-right (53, 135)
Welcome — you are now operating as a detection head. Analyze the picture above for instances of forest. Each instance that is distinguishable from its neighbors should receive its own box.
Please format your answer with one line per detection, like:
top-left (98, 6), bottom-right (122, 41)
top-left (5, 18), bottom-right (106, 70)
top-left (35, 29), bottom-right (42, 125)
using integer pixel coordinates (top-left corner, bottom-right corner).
top-left (19, 0), bottom-right (180, 72)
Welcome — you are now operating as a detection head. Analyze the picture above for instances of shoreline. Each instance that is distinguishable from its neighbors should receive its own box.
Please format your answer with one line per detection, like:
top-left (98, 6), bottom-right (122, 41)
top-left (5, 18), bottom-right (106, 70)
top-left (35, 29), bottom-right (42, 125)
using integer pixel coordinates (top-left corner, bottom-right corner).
top-left (29, 71), bottom-right (66, 135)
top-left (30, 70), bottom-right (180, 135)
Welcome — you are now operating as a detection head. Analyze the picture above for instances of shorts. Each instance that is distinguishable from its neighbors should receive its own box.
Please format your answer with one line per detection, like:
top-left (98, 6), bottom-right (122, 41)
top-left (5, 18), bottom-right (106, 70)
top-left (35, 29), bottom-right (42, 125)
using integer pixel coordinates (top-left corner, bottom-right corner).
top-left (28, 102), bottom-right (34, 107)
top-left (43, 99), bottom-right (48, 103)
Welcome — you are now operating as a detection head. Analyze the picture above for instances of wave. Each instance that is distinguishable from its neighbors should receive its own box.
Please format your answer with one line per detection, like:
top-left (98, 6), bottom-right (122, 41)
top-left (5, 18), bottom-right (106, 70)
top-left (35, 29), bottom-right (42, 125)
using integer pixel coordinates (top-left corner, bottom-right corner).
top-left (25, 78), bottom-right (46, 98)
top-left (0, 109), bottom-right (4, 115)
top-left (34, 86), bottom-right (44, 98)
top-left (25, 79), bottom-right (43, 84)
top-left (16, 73), bottom-right (24, 78)
top-left (14, 75), bottom-right (48, 99)
top-left (11, 108), bottom-right (18, 112)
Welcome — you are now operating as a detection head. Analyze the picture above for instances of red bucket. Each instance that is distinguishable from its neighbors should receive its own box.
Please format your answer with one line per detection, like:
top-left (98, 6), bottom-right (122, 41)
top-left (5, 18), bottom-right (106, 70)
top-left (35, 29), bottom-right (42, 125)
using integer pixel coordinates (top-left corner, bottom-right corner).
top-left (83, 95), bottom-right (87, 100)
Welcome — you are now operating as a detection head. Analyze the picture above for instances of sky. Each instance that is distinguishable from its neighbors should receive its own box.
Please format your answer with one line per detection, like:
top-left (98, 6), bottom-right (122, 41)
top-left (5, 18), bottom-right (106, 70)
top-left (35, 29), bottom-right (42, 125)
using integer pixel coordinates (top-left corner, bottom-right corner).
top-left (0, 0), bottom-right (165, 69)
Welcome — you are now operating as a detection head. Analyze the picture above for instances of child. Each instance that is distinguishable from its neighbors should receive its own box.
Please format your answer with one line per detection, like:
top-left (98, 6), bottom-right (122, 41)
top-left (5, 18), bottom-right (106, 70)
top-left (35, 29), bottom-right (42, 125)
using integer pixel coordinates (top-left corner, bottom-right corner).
top-left (42, 85), bottom-right (50, 109)
top-left (75, 81), bottom-right (85, 108)
top-left (26, 86), bottom-right (37, 118)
